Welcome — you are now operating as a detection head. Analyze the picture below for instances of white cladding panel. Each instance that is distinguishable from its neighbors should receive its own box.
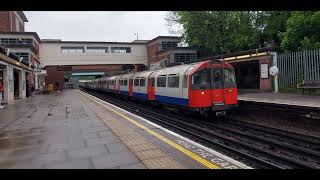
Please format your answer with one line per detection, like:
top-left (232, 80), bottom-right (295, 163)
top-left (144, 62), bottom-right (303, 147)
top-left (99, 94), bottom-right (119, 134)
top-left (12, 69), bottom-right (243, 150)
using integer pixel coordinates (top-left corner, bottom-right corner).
top-left (39, 42), bottom-right (148, 66)
top-left (154, 64), bottom-right (192, 98)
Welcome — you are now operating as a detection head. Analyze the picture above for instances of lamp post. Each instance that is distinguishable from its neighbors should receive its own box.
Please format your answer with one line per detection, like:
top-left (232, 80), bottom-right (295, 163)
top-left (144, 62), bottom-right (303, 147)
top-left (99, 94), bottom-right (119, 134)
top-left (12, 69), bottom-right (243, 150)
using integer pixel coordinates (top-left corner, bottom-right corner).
top-left (134, 33), bottom-right (139, 40)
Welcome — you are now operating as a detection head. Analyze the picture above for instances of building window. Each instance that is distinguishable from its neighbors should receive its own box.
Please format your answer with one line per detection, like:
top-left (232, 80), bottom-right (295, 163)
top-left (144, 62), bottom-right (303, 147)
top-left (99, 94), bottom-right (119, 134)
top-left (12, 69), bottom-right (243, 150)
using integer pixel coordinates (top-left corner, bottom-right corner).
top-left (16, 17), bottom-right (20, 32)
top-left (61, 47), bottom-right (84, 54)
top-left (111, 47), bottom-right (131, 53)
top-left (87, 47), bottom-right (108, 54)
top-left (174, 53), bottom-right (197, 64)
top-left (157, 76), bottom-right (166, 87)
top-left (0, 38), bottom-right (33, 45)
top-left (168, 76), bottom-right (179, 88)
top-left (160, 41), bottom-right (178, 50)
top-left (14, 52), bottom-right (29, 63)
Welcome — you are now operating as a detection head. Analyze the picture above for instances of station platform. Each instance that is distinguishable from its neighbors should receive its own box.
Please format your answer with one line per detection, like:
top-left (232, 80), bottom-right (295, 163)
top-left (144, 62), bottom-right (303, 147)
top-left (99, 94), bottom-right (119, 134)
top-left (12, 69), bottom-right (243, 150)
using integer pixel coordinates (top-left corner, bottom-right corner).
top-left (238, 92), bottom-right (320, 109)
top-left (0, 90), bottom-right (250, 169)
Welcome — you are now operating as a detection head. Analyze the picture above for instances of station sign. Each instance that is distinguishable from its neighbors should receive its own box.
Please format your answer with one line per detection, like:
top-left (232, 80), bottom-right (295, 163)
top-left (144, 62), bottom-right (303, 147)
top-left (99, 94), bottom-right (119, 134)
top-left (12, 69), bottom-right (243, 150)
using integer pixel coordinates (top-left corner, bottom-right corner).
top-left (34, 69), bottom-right (47, 75)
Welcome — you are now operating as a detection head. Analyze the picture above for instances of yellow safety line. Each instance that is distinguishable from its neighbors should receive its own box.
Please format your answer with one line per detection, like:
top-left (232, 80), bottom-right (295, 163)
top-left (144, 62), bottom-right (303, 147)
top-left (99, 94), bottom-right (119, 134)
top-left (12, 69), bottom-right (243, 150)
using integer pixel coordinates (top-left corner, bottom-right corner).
top-left (78, 90), bottom-right (220, 169)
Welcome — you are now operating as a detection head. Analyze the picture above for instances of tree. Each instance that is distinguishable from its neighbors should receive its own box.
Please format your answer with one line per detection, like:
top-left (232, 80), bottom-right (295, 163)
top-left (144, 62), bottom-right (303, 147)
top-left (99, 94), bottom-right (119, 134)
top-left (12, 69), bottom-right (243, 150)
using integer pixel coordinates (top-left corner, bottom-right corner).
top-left (280, 11), bottom-right (320, 51)
top-left (166, 11), bottom-right (292, 56)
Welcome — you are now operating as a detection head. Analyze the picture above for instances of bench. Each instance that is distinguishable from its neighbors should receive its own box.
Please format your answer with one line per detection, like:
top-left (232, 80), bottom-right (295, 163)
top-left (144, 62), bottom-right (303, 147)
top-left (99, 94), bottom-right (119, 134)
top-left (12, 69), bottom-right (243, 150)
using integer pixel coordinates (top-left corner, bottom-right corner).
top-left (297, 80), bottom-right (320, 95)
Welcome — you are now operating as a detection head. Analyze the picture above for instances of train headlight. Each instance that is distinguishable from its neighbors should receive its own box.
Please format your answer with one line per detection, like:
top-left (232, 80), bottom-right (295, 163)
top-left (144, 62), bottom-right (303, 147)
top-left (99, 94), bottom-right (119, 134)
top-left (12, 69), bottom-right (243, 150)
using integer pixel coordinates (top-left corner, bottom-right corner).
top-left (201, 91), bottom-right (205, 95)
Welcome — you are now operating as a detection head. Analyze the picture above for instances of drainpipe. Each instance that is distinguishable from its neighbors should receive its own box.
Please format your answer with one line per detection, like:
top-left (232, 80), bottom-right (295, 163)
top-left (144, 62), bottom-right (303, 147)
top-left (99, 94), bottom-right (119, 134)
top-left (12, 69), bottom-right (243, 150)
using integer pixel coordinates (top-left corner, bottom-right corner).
top-left (9, 11), bottom-right (13, 31)
top-left (270, 52), bottom-right (279, 93)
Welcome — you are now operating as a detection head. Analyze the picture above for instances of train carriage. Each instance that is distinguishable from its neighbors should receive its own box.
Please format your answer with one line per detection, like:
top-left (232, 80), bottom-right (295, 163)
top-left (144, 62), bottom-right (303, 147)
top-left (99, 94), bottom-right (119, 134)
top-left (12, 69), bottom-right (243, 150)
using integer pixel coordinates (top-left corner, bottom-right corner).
top-left (81, 58), bottom-right (238, 116)
top-left (153, 64), bottom-right (191, 107)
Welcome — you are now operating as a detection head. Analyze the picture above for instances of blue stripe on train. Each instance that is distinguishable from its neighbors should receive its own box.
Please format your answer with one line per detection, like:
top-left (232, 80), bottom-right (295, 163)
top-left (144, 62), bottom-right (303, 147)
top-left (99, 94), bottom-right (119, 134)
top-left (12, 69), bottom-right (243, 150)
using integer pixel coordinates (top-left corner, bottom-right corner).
top-left (120, 90), bottom-right (129, 96)
top-left (133, 92), bottom-right (148, 100)
top-left (155, 95), bottom-right (189, 106)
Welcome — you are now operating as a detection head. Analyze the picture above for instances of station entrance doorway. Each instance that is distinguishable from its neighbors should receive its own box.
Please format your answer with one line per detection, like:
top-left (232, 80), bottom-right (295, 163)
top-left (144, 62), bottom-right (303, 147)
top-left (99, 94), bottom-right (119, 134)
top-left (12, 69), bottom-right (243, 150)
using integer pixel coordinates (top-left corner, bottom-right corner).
top-left (25, 71), bottom-right (31, 97)
top-left (13, 69), bottom-right (20, 99)
top-left (231, 60), bottom-right (260, 90)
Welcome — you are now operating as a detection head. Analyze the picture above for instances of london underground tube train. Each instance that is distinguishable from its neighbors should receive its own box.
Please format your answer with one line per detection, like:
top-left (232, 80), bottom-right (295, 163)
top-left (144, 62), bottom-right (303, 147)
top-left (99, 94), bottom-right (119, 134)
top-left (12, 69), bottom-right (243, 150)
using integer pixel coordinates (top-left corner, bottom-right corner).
top-left (80, 59), bottom-right (237, 116)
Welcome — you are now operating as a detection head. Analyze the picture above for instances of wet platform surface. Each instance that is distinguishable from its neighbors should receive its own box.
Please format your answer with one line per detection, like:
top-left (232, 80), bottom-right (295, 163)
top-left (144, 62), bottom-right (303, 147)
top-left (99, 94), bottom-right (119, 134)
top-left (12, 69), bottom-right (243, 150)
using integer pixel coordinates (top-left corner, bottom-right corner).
top-left (0, 90), bottom-right (250, 169)
top-left (0, 91), bottom-right (145, 169)
top-left (238, 92), bottom-right (320, 108)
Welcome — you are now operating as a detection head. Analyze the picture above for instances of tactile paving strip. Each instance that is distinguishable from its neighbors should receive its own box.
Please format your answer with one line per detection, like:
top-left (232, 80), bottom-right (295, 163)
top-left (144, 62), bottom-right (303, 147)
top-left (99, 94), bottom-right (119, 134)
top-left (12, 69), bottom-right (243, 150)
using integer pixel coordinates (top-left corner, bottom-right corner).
top-left (78, 93), bottom-right (185, 169)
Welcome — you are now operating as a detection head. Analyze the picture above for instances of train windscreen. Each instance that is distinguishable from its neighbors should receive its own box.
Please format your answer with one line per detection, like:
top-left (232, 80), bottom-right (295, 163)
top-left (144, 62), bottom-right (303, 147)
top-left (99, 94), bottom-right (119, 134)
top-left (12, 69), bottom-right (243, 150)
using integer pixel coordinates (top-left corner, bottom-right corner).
top-left (191, 68), bottom-right (211, 90)
top-left (224, 68), bottom-right (237, 88)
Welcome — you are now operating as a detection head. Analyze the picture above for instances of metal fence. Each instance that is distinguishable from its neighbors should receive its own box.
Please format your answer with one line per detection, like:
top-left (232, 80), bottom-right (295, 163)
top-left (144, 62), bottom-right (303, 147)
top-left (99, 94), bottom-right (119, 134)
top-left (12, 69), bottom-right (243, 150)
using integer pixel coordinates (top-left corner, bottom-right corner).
top-left (277, 49), bottom-right (320, 89)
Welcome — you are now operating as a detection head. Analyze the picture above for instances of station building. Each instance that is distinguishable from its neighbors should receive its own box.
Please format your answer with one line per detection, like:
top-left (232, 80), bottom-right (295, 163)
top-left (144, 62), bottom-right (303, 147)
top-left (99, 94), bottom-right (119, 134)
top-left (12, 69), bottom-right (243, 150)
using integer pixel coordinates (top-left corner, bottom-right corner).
top-left (211, 48), bottom-right (277, 92)
top-left (0, 11), bottom-right (40, 103)
top-left (0, 11), bottom-right (277, 105)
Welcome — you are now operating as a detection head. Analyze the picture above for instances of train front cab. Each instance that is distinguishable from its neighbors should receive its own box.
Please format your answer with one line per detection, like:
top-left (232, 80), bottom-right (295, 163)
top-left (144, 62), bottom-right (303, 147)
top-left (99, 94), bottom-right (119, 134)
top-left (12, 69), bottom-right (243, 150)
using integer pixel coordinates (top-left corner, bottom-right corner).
top-left (189, 60), bottom-right (237, 115)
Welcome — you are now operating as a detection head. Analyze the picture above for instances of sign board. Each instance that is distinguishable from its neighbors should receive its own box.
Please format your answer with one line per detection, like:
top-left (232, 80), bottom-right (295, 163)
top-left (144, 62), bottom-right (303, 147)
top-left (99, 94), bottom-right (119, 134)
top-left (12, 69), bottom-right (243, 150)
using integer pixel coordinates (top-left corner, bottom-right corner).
top-left (269, 66), bottom-right (279, 76)
top-left (260, 64), bottom-right (269, 79)
top-left (34, 69), bottom-right (47, 74)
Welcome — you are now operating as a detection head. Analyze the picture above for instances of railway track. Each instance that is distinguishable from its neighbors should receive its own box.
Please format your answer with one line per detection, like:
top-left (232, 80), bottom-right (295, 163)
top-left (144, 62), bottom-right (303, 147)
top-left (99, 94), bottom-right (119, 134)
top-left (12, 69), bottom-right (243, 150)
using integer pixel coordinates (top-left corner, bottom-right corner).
top-left (81, 88), bottom-right (320, 169)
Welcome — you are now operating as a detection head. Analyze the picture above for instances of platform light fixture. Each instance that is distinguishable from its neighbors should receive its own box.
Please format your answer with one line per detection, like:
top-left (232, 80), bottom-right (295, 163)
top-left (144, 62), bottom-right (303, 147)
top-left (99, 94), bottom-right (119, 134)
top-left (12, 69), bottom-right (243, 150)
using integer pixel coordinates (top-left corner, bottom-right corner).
top-left (5, 48), bottom-right (10, 56)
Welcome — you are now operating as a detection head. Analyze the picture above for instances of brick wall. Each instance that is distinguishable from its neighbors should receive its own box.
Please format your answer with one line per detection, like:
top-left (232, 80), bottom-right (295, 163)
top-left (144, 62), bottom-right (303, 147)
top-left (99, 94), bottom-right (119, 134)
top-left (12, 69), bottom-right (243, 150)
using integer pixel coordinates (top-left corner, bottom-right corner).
top-left (0, 11), bottom-right (25, 32)
top-left (147, 43), bottom-right (159, 64)
top-left (45, 66), bottom-right (65, 91)
top-left (0, 11), bottom-right (10, 32)
top-left (44, 64), bottom-right (125, 91)
top-left (259, 56), bottom-right (273, 92)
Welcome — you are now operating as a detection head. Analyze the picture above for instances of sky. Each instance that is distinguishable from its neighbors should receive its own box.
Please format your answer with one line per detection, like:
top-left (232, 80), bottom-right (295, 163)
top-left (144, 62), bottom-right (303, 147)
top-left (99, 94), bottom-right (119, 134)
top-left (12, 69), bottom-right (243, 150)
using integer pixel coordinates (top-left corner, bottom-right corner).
top-left (24, 11), bottom-right (177, 42)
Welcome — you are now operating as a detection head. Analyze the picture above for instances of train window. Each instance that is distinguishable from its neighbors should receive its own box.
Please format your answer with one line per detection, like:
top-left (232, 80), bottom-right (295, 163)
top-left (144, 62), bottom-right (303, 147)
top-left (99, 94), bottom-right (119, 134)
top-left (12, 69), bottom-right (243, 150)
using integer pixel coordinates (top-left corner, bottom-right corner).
top-left (224, 68), bottom-right (237, 88)
top-left (124, 80), bottom-right (128, 86)
top-left (212, 68), bottom-right (223, 89)
top-left (134, 79), bottom-right (139, 86)
top-left (183, 75), bottom-right (188, 88)
top-left (157, 77), bottom-right (166, 87)
top-left (120, 80), bottom-right (123, 86)
top-left (191, 68), bottom-right (211, 90)
top-left (140, 78), bottom-right (145, 87)
top-left (168, 76), bottom-right (179, 88)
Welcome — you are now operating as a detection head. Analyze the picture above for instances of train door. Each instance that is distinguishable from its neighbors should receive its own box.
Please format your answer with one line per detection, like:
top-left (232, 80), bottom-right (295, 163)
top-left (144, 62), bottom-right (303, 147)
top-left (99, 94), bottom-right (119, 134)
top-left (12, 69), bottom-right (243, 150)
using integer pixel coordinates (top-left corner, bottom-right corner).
top-left (147, 73), bottom-right (155, 100)
top-left (211, 68), bottom-right (224, 105)
top-left (182, 67), bottom-right (193, 102)
top-left (223, 68), bottom-right (237, 105)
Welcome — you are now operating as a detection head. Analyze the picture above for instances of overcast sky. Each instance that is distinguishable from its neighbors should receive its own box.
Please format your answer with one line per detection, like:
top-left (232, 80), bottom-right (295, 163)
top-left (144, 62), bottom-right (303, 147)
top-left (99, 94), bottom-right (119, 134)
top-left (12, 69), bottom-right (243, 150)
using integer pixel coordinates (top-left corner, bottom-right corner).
top-left (24, 11), bottom-right (176, 42)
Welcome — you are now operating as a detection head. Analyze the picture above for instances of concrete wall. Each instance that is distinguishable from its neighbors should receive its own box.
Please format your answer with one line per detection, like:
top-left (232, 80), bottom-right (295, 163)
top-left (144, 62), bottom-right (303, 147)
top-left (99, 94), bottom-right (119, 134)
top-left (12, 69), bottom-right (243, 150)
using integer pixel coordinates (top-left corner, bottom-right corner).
top-left (39, 42), bottom-right (148, 66)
